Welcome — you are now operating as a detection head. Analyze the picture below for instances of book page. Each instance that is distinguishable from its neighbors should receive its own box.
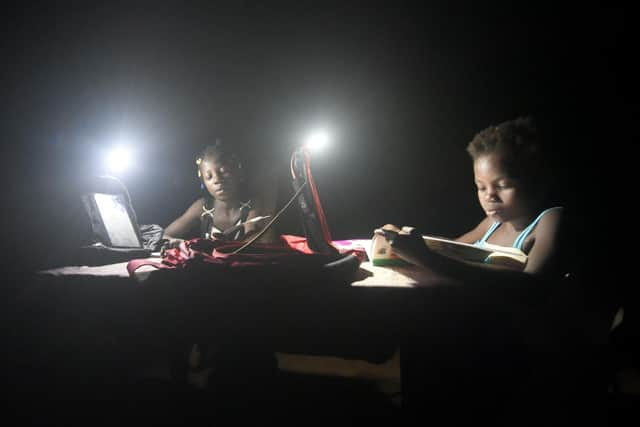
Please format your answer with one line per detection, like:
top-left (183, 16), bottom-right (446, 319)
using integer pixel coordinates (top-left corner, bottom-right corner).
top-left (422, 235), bottom-right (527, 267)
top-left (422, 235), bottom-right (494, 263)
top-left (370, 229), bottom-right (527, 269)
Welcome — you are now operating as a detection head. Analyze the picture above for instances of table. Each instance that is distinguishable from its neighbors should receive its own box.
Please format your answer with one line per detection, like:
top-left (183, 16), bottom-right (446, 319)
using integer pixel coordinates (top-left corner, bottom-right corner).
top-left (7, 244), bottom-right (552, 423)
top-left (38, 258), bottom-right (451, 287)
top-left (28, 255), bottom-right (460, 357)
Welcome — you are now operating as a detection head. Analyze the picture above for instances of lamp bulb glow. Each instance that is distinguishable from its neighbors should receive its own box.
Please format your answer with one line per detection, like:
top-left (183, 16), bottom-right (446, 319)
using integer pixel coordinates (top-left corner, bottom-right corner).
top-left (304, 130), bottom-right (330, 152)
top-left (106, 147), bottom-right (131, 174)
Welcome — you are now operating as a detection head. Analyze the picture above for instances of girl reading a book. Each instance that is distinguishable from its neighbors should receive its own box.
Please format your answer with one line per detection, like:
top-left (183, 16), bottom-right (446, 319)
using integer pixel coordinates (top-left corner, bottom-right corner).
top-left (163, 140), bottom-right (277, 245)
top-left (381, 116), bottom-right (568, 278)
top-left (379, 117), bottom-right (594, 423)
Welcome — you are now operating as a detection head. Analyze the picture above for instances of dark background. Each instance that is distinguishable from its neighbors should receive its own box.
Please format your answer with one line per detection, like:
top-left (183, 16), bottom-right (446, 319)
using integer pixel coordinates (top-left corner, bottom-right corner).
top-left (0, 1), bottom-right (632, 273)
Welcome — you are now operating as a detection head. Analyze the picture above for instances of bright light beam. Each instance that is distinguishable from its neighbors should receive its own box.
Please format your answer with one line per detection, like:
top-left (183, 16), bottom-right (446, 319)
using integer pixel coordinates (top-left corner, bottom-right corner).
top-left (105, 146), bottom-right (131, 174)
top-left (304, 129), bottom-right (330, 152)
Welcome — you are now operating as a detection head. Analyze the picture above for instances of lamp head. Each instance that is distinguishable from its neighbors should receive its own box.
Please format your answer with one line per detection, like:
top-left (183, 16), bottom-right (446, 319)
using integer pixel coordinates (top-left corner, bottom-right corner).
top-left (105, 146), bottom-right (131, 174)
top-left (302, 129), bottom-right (330, 153)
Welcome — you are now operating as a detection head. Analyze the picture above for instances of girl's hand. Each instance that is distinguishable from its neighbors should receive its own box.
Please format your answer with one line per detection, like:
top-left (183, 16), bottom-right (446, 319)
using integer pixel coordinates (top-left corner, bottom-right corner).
top-left (379, 224), bottom-right (402, 233)
top-left (167, 238), bottom-right (184, 248)
top-left (386, 228), bottom-right (437, 268)
top-left (160, 238), bottom-right (185, 255)
top-left (374, 224), bottom-right (403, 241)
top-left (209, 232), bottom-right (225, 240)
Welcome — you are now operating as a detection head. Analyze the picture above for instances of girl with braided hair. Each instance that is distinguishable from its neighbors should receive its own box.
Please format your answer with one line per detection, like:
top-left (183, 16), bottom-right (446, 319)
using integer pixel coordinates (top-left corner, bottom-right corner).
top-left (163, 139), bottom-right (277, 246)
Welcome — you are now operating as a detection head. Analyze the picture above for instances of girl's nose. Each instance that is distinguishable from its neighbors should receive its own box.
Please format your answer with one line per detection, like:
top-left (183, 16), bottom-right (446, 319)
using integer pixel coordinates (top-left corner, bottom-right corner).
top-left (485, 187), bottom-right (498, 200)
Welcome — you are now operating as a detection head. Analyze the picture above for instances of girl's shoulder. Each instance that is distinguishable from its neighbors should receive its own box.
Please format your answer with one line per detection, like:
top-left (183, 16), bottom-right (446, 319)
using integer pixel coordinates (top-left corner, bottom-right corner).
top-left (536, 206), bottom-right (564, 228)
top-left (520, 206), bottom-right (564, 252)
top-left (183, 197), bottom-right (207, 217)
top-left (191, 197), bottom-right (206, 210)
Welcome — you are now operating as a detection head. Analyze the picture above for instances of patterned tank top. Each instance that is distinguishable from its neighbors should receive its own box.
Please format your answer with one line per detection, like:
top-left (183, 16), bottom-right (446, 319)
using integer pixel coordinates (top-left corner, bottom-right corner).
top-left (200, 198), bottom-right (252, 241)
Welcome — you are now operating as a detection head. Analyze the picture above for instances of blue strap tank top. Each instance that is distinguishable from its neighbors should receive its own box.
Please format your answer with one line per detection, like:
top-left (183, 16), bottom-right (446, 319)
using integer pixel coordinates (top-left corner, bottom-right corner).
top-left (475, 206), bottom-right (562, 251)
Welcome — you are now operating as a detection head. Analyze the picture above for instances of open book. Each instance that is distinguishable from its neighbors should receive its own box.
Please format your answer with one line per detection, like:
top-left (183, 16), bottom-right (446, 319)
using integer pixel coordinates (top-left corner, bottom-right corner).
top-left (371, 228), bottom-right (527, 270)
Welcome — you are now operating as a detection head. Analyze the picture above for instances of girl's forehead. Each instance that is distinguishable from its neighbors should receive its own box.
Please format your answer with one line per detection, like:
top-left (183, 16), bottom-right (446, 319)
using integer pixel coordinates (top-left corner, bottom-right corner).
top-left (474, 154), bottom-right (510, 177)
top-left (200, 154), bottom-right (230, 167)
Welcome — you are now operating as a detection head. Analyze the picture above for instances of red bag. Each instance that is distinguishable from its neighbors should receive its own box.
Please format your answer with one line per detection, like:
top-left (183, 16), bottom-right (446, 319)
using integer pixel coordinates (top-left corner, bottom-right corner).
top-left (126, 234), bottom-right (365, 277)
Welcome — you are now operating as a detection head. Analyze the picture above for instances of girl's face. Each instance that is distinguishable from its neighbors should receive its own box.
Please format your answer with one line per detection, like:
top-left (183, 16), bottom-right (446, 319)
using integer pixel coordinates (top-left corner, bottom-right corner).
top-left (473, 153), bottom-right (529, 223)
top-left (199, 155), bottom-right (241, 202)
